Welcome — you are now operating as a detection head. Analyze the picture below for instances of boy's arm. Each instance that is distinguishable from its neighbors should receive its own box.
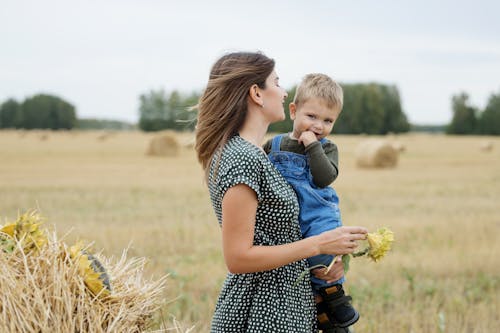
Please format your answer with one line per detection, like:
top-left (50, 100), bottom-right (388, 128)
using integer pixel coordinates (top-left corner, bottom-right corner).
top-left (305, 140), bottom-right (339, 188)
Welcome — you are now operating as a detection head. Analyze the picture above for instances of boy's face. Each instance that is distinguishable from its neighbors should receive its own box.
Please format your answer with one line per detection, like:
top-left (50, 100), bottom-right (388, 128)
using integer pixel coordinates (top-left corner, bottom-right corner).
top-left (289, 98), bottom-right (341, 141)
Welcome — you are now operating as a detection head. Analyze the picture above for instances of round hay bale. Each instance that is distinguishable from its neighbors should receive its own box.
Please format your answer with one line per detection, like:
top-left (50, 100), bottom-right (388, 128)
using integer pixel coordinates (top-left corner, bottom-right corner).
top-left (355, 139), bottom-right (398, 168)
top-left (391, 141), bottom-right (406, 153)
top-left (147, 133), bottom-right (180, 157)
top-left (182, 136), bottom-right (195, 149)
top-left (479, 140), bottom-right (493, 152)
top-left (97, 131), bottom-right (113, 141)
top-left (39, 133), bottom-right (49, 141)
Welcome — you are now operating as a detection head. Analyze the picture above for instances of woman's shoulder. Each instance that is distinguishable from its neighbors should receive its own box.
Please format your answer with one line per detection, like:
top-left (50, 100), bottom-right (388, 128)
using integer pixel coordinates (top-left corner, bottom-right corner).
top-left (223, 136), bottom-right (263, 160)
top-left (214, 136), bottom-right (265, 173)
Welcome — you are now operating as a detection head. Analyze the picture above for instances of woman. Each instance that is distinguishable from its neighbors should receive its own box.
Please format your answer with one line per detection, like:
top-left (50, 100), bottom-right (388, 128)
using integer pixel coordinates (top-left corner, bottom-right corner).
top-left (195, 51), bottom-right (367, 332)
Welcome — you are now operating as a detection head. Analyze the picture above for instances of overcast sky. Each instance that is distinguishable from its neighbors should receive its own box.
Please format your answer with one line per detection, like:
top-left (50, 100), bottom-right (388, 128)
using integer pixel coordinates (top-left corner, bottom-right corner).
top-left (2, 0), bottom-right (499, 125)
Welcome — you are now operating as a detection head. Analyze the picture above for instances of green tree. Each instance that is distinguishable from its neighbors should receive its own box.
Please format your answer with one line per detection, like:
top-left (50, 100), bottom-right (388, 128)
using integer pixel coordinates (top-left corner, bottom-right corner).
top-left (447, 93), bottom-right (477, 134)
top-left (138, 89), bottom-right (170, 131)
top-left (0, 98), bottom-right (23, 128)
top-left (360, 83), bottom-right (385, 134)
top-left (20, 94), bottom-right (76, 129)
top-left (478, 90), bottom-right (500, 135)
top-left (175, 92), bottom-right (200, 131)
top-left (139, 89), bottom-right (200, 132)
top-left (381, 85), bottom-right (410, 133)
top-left (335, 83), bottom-right (408, 134)
top-left (335, 84), bottom-right (363, 134)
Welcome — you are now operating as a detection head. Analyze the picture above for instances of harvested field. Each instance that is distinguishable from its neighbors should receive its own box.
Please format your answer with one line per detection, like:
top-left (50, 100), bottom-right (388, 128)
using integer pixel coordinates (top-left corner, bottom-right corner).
top-left (1, 130), bottom-right (499, 332)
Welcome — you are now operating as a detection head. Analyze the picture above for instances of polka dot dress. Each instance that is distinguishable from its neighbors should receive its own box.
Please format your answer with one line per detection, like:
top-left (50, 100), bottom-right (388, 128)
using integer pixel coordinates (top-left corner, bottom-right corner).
top-left (208, 135), bottom-right (317, 333)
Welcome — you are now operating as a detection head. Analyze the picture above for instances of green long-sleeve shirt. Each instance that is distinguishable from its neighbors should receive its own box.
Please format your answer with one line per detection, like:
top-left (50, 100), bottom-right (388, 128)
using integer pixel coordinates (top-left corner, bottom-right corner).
top-left (263, 134), bottom-right (339, 188)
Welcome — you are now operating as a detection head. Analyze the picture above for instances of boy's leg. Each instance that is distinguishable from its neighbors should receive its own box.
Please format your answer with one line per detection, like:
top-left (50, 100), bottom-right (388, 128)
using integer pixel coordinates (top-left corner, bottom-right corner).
top-left (309, 254), bottom-right (358, 329)
top-left (308, 254), bottom-right (359, 328)
top-left (318, 284), bottom-right (359, 328)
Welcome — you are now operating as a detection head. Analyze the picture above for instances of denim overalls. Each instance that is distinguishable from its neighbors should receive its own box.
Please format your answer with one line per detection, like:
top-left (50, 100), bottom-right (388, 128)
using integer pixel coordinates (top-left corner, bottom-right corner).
top-left (268, 134), bottom-right (345, 290)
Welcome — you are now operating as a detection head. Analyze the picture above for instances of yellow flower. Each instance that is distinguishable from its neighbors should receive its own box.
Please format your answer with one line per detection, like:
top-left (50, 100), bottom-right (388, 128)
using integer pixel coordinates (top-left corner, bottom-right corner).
top-left (0, 211), bottom-right (47, 253)
top-left (70, 242), bottom-right (112, 298)
top-left (366, 227), bottom-right (394, 262)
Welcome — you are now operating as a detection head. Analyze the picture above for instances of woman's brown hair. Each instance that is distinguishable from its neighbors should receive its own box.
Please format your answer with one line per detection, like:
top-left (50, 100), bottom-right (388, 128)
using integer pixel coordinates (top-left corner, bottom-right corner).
top-left (195, 52), bottom-right (275, 177)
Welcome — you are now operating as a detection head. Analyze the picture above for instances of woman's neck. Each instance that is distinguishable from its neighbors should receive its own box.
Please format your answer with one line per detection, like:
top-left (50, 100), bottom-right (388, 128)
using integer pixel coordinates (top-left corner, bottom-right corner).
top-left (238, 118), bottom-right (268, 150)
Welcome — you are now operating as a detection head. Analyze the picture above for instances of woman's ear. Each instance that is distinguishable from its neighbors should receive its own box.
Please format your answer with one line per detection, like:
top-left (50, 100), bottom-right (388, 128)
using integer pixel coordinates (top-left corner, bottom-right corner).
top-left (248, 84), bottom-right (264, 107)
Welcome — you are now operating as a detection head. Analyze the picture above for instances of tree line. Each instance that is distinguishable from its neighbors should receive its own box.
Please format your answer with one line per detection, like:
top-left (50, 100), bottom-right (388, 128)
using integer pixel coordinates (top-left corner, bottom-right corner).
top-left (0, 94), bottom-right (76, 130)
top-left (3, 86), bottom-right (498, 134)
top-left (138, 83), bottom-right (411, 134)
top-left (447, 90), bottom-right (500, 135)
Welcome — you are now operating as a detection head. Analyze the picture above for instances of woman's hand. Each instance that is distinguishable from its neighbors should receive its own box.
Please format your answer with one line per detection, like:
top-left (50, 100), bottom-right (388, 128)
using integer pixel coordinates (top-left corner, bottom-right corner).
top-left (312, 256), bottom-right (345, 283)
top-left (317, 226), bottom-right (368, 256)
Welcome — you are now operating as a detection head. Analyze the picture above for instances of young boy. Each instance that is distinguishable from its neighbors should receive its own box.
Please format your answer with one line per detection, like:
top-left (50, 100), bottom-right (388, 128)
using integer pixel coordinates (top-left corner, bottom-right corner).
top-left (263, 73), bottom-right (359, 332)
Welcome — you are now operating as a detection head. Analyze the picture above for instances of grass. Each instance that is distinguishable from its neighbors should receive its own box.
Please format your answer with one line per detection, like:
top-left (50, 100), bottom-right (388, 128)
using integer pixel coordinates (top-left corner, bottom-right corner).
top-left (1, 130), bottom-right (499, 332)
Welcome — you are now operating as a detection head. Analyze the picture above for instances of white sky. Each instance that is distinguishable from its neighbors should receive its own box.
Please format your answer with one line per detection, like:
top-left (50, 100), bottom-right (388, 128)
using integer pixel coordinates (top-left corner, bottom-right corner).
top-left (1, 0), bottom-right (499, 125)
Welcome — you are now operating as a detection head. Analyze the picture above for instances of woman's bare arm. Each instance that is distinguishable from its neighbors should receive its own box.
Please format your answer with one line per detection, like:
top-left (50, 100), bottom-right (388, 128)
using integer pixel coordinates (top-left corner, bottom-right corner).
top-left (221, 184), bottom-right (367, 274)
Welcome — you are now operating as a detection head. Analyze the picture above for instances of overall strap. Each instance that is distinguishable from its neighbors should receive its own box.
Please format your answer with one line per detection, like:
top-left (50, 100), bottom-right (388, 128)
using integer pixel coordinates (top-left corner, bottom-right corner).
top-left (319, 137), bottom-right (327, 145)
top-left (271, 134), bottom-right (285, 152)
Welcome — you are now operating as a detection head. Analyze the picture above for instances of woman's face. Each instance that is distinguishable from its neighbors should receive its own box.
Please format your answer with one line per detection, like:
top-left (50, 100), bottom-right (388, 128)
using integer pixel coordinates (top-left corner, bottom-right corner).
top-left (261, 70), bottom-right (288, 123)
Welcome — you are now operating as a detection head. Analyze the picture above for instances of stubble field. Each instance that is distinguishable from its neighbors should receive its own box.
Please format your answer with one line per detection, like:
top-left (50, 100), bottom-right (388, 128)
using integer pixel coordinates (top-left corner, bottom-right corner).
top-left (0, 130), bottom-right (499, 332)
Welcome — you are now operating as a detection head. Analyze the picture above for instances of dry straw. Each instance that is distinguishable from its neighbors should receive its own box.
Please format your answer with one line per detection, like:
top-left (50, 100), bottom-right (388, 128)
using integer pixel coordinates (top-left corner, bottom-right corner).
top-left (97, 131), bottom-right (114, 142)
top-left (147, 132), bottom-right (180, 157)
top-left (39, 133), bottom-right (49, 141)
top-left (391, 141), bottom-right (406, 153)
top-left (355, 139), bottom-right (399, 168)
top-left (0, 212), bottom-right (168, 333)
top-left (479, 140), bottom-right (493, 152)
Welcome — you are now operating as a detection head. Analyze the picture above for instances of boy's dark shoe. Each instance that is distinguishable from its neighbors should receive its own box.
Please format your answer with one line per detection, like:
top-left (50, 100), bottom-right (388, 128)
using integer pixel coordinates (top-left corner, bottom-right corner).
top-left (318, 284), bottom-right (359, 328)
top-left (316, 301), bottom-right (352, 333)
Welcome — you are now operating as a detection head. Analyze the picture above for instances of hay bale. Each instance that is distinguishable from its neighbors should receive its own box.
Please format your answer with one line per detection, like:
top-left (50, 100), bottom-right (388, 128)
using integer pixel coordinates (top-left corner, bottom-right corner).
top-left (479, 141), bottom-right (493, 152)
top-left (0, 211), bottom-right (167, 333)
top-left (355, 139), bottom-right (398, 168)
top-left (147, 133), bottom-right (180, 157)
top-left (18, 130), bottom-right (27, 138)
top-left (391, 141), bottom-right (406, 153)
top-left (182, 136), bottom-right (195, 149)
top-left (97, 131), bottom-right (114, 141)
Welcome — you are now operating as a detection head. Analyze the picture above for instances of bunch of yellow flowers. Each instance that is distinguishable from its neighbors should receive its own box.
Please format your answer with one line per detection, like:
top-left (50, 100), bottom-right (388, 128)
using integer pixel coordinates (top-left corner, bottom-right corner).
top-left (295, 227), bottom-right (395, 285)
top-left (70, 242), bottom-right (113, 297)
top-left (1, 211), bottom-right (112, 298)
top-left (365, 227), bottom-right (395, 262)
top-left (0, 210), bottom-right (48, 253)
top-left (327, 227), bottom-right (395, 274)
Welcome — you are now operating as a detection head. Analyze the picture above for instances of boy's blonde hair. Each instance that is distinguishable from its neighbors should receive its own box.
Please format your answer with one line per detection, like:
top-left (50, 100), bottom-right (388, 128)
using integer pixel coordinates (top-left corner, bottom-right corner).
top-left (293, 73), bottom-right (343, 110)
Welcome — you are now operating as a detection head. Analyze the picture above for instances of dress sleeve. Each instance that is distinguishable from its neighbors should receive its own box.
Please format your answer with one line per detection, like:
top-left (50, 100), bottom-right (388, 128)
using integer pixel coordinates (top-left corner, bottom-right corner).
top-left (217, 150), bottom-right (262, 201)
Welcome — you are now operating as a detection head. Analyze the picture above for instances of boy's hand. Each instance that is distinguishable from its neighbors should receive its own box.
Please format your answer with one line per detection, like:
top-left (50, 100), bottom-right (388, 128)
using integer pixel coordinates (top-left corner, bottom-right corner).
top-left (311, 256), bottom-right (344, 283)
top-left (298, 131), bottom-right (318, 147)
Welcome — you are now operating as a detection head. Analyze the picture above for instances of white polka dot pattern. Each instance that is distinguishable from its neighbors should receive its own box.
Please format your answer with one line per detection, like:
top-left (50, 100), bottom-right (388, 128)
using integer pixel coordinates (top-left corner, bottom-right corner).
top-left (208, 135), bottom-right (317, 332)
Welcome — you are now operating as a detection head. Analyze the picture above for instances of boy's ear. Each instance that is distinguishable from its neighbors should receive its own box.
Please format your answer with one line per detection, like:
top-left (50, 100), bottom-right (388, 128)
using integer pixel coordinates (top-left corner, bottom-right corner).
top-left (248, 84), bottom-right (263, 107)
top-left (289, 103), bottom-right (297, 120)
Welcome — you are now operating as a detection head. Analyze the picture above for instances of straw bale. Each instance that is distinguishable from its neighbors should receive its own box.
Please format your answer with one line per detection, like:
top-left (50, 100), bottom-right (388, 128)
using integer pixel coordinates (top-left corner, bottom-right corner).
top-left (0, 221), bottom-right (167, 332)
top-left (182, 136), bottom-right (195, 149)
top-left (479, 140), bottom-right (493, 152)
top-left (147, 132), bottom-right (180, 157)
top-left (391, 141), bottom-right (406, 153)
top-left (355, 139), bottom-right (398, 168)
top-left (97, 131), bottom-right (114, 141)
